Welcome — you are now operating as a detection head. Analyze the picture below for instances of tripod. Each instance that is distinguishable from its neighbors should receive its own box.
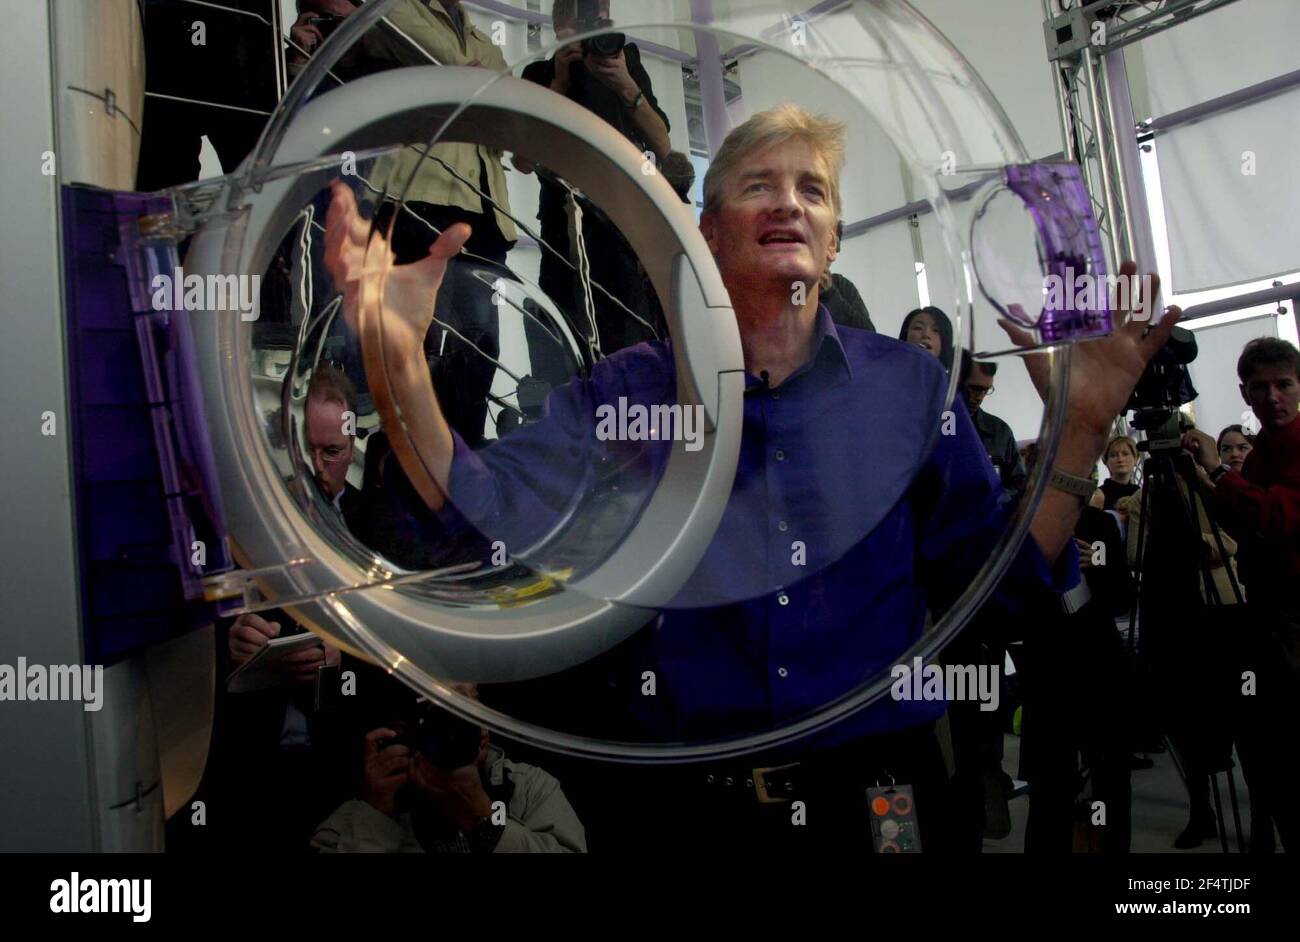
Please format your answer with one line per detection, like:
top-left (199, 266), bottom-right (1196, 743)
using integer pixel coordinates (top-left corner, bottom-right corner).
top-left (1128, 431), bottom-right (1248, 852)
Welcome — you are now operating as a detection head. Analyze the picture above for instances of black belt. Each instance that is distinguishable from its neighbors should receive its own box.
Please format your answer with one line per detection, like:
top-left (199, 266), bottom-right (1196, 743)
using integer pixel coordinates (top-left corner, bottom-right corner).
top-left (703, 761), bottom-right (803, 804)
top-left (696, 723), bottom-right (936, 806)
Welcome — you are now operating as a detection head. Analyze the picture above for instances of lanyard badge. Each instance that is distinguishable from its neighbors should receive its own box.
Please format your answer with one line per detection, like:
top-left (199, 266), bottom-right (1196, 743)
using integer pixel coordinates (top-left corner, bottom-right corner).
top-left (866, 782), bottom-right (922, 854)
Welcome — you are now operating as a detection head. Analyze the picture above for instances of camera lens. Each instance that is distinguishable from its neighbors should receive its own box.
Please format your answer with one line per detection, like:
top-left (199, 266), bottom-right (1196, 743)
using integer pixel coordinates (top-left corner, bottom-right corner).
top-left (583, 32), bottom-right (625, 58)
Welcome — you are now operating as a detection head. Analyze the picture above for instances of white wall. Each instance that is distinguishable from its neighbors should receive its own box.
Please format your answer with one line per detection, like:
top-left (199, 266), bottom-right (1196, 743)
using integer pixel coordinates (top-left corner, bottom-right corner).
top-left (1136, 0), bottom-right (1300, 293)
top-left (907, 0), bottom-right (1064, 161)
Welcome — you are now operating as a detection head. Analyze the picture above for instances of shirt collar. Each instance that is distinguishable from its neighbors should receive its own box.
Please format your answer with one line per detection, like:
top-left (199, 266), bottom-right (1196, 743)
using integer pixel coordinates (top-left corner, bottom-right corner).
top-left (744, 304), bottom-right (855, 391)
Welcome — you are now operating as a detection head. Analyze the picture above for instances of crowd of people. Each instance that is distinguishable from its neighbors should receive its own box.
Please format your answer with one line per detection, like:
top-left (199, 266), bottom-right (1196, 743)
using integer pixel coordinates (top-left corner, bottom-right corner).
top-left (143, 0), bottom-right (1295, 854)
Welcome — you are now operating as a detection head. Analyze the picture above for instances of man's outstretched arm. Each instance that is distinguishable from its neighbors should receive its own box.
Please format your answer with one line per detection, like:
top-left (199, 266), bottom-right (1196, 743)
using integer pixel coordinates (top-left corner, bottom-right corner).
top-left (323, 182), bottom-right (466, 511)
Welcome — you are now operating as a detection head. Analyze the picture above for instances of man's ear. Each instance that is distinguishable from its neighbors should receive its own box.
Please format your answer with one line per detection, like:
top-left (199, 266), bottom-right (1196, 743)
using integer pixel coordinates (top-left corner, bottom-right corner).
top-left (699, 212), bottom-right (719, 253)
top-left (1240, 381), bottom-right (1250, 405)
top-left (826, 225), bottom-right (839, 266)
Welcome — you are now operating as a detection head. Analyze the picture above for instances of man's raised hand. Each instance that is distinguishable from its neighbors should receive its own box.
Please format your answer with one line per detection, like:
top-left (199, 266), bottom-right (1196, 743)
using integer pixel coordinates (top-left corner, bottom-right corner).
top-left (322, 182), bottom-right (472, 371)
top-left (999, 260), bottom-right (1182, 439)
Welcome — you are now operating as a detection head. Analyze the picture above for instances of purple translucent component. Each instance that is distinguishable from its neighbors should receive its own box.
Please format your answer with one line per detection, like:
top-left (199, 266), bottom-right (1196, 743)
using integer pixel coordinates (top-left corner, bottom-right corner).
top-left (62, 186), bottom-right (235, 662)
top-left (1004, 162), bottom-right (1113, 343)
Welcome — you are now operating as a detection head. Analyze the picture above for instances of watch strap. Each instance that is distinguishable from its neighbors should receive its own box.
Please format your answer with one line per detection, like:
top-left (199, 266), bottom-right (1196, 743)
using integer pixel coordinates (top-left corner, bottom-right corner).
top-left (626, 90), bottom-right (645, 110)
top-left (1048, 468), bottom-right (1095, 500)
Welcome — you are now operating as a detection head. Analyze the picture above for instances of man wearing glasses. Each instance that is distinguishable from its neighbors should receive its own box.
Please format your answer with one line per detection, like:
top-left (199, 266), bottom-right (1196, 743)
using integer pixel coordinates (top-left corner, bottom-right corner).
top-left (961, 351), bottom-right (1027, 501)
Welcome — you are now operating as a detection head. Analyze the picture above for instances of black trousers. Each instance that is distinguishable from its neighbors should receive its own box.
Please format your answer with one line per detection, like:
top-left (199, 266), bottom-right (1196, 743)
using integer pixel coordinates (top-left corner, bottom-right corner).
top-left (136, 0), bottom-right (277, 191)
top-left (942, 613), bottom-right (1009, 851)
top-left (1019, 601), bottom-right (1132, 853)
top-left (537, 212), bottom-right (664, 356)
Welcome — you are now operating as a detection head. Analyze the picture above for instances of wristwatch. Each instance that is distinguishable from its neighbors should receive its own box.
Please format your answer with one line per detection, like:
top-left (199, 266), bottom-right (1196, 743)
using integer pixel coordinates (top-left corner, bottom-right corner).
top-left (1047, 467), bottom-right (1095, 502)
top-left (625, 90), bottom-right (645, 110)
top-left (1208, 463), bottom-right (1232, 484)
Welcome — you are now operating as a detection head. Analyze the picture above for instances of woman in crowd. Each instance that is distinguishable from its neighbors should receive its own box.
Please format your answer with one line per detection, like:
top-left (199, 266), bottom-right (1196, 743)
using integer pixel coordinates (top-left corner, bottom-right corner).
top-left (1095, 435), bottom-right (1141, 511)
top-left (899, 306), bottom-right (955, 374)
top-left (1216, 425), bottom-right (1254, 473)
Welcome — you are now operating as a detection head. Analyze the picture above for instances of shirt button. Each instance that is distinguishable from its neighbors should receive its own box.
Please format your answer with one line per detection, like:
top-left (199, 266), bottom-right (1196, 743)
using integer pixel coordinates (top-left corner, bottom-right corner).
top-left (777, 592), bottom-right (789, 606)
top-left (777, 520), bottom-right (788, 532)
top-left (772, 392), bottom-right (781, 400)
top-left (775, 449), bottom-right (786, 461)
top-left (777, 667), bottom-right (789, 678)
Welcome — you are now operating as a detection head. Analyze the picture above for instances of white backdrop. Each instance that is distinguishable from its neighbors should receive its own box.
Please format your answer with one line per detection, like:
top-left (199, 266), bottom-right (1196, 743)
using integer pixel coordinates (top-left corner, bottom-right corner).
top-left (1138, 0), bottom-right (1300, 292)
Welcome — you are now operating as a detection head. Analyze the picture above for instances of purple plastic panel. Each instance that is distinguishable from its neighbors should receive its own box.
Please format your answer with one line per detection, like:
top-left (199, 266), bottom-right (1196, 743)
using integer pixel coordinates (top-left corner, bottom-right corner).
top-left (62, 184), bottom-right (235, 663)
top-left (1003, 162), bottom-right (1113, 343)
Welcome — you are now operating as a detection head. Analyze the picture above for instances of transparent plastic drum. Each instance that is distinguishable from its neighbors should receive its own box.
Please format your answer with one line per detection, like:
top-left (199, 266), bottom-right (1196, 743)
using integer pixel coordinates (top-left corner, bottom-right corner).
top-left (184, 0), bottom-right (1085, 762)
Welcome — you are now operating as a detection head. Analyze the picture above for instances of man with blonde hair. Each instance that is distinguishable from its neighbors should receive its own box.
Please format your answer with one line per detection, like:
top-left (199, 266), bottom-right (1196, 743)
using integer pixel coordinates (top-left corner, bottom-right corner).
top-left (322, 102), bottom-right (1179, 850)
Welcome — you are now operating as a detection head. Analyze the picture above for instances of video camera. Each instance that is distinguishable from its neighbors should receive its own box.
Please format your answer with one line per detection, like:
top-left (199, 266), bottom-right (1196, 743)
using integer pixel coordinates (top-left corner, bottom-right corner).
top-left (1126, 324), bottom-right (1199, 453)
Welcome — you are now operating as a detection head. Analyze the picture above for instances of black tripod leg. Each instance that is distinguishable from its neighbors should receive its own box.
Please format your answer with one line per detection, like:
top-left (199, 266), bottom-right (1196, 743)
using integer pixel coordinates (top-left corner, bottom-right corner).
top-left (1226, 761), bottom-right (1245, 853)
top-left (1209, 773), bottom-right (1229, 853)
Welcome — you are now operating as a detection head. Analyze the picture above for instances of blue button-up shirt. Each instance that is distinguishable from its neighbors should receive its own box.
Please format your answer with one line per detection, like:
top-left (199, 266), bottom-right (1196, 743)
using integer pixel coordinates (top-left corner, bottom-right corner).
top-left (441, 305), bottom-right (1074, 748)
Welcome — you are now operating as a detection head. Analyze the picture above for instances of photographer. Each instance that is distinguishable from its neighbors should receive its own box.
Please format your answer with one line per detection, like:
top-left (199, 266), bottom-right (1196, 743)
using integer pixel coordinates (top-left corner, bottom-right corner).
top-left (1181, 337), bottom-right (1300, 851)
top-left (519, 0), bottom-right (672, 353)
top-left (312, 685), bottom-right (586, 853)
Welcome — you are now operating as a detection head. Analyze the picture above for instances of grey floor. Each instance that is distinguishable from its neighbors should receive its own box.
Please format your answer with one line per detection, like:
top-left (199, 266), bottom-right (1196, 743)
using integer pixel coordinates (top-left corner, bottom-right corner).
top-left (983, 731), bottom-right (1277, 854)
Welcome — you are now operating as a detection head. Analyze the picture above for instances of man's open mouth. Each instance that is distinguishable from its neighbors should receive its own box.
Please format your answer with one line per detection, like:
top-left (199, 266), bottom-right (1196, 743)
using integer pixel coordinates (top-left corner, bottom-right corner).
top-left (759, 230), bottom-right (806, 245)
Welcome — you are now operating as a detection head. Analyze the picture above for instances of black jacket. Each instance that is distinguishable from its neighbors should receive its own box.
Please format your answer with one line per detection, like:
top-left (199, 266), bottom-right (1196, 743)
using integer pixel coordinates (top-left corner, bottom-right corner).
top-left (972, 407), bottom-right (1027, 501)
top-left (823, 273), bottom-right (875, 332)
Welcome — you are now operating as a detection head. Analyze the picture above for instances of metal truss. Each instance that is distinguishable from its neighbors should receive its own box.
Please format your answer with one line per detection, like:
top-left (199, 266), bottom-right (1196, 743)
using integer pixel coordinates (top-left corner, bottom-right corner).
top-left (1040, 0), bottom-right (1241, 270)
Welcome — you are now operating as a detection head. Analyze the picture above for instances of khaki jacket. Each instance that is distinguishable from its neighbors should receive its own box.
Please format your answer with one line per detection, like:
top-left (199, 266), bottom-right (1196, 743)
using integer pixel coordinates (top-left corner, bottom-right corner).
top-left (311, 745), bottom-right (586, 853)
top-left (1119, 483), bottom-right (1243, 605)
top-left (361, 0), bottom-right (517, 241)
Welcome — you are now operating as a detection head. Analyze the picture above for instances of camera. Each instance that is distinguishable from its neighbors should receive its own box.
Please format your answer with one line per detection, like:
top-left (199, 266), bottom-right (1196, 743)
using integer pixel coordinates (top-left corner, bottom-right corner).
top-left (575, 0), bottom-right (625, 58)
top-left (380, 701), bottom-right (482, 771)
top-left (308, 14), bottom-right (346, 39)
top-left (1126, 324), bottom-right (1199, 453)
